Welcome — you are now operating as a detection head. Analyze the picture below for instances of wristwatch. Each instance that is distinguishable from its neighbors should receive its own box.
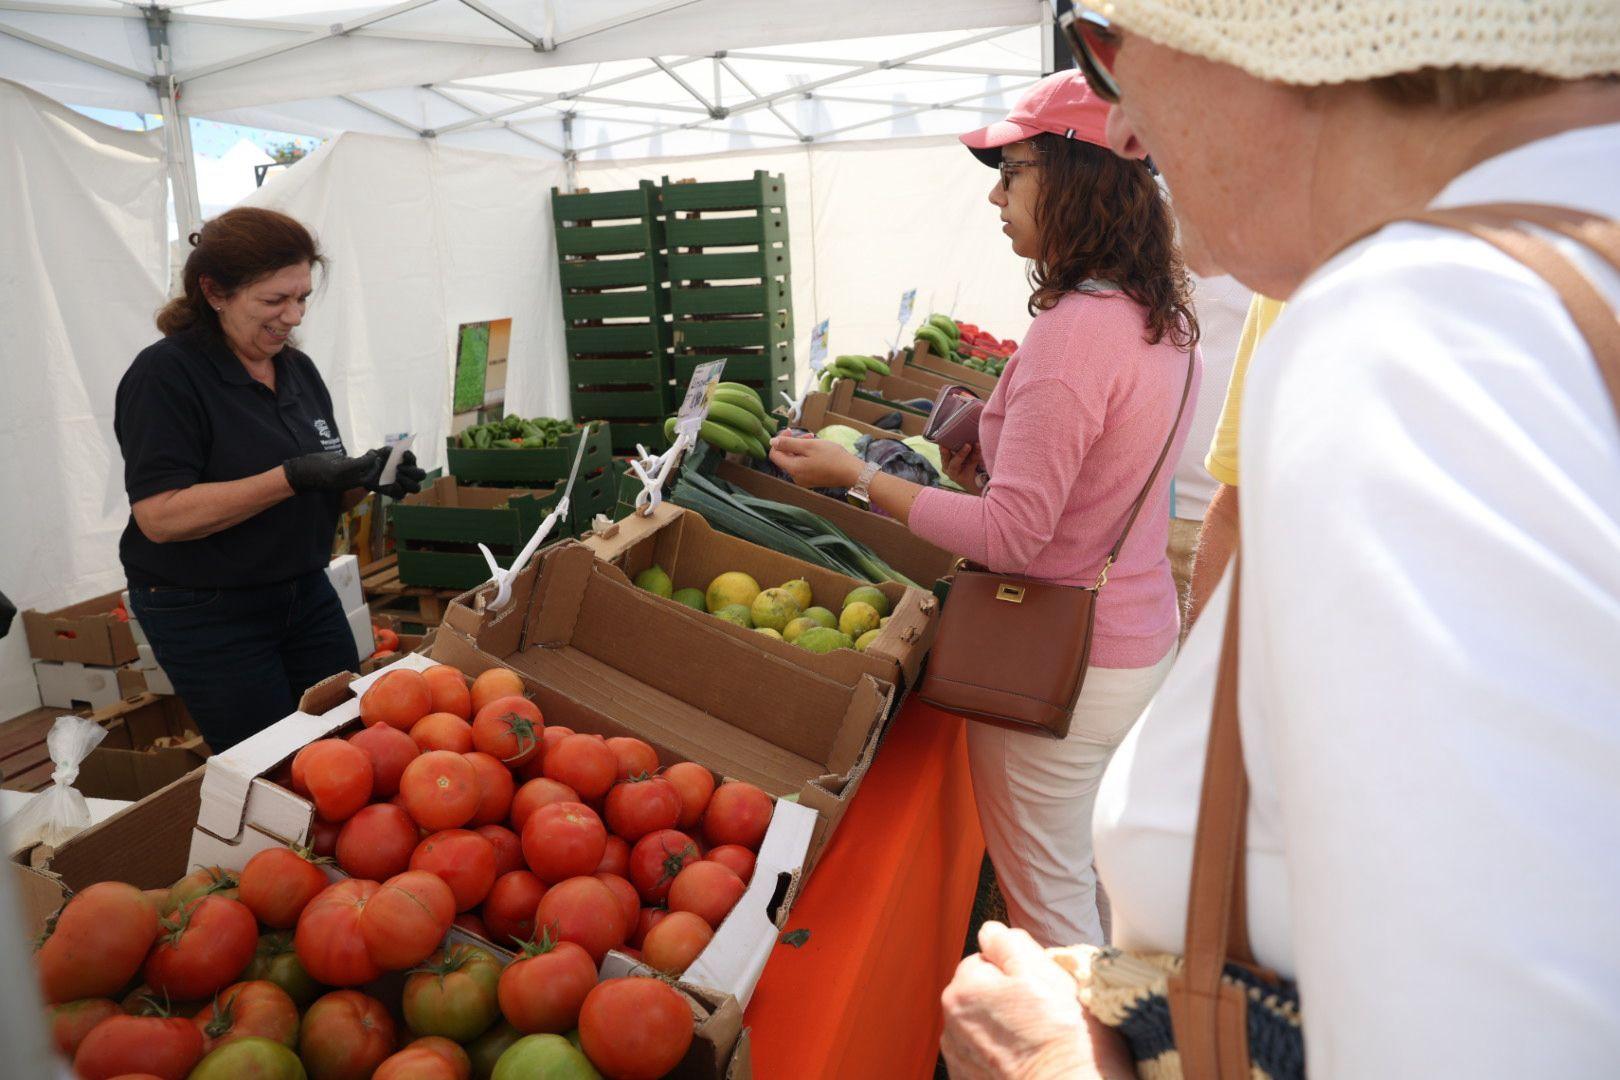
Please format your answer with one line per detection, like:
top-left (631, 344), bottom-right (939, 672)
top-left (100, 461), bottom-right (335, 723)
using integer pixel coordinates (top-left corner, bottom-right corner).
top-left (846, 460), bottom-right (882, 509)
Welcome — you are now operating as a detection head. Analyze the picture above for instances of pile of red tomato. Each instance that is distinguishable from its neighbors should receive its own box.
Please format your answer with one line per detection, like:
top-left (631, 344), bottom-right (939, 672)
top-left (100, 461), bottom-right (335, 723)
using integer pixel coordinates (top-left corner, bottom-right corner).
top-left (34, 659), bottom-right (779, 1080)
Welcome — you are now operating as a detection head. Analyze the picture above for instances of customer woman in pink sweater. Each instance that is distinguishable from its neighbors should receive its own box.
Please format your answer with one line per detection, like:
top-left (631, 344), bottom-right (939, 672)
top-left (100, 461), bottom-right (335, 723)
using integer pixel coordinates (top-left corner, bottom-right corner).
top-left (769, 72), bottom-right (1201, 947)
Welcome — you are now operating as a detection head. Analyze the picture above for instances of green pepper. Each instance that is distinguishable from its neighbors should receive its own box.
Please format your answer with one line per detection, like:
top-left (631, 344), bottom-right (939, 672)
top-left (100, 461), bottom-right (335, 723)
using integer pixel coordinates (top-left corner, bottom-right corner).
top-left (473, 427), bottom-right (494, 449)
top-left (457, 430), bottom-right (476, 449)
top-left (520, 436), bottom-right (546, 448)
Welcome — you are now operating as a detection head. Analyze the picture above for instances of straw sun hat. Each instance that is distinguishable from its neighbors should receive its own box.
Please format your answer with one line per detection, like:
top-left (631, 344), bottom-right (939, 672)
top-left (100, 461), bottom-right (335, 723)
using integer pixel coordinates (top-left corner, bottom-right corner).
top-left (1082, 1), bottom-right (1620, 84)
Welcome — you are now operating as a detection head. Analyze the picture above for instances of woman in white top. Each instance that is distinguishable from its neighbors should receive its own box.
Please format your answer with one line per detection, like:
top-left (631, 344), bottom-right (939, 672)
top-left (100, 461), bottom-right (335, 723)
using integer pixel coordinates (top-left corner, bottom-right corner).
top-left (940, 3), bottom-right (1620, 1077)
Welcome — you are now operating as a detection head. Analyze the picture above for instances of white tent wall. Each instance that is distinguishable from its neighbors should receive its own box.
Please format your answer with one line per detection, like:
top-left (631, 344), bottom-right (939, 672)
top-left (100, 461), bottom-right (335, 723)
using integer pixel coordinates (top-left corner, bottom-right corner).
top-left (0, 79), bottom-right (168, 718)
top-left (239, 132), bottom-right (570, 475)
top-left (579, 133), bottom-right (1035, 390)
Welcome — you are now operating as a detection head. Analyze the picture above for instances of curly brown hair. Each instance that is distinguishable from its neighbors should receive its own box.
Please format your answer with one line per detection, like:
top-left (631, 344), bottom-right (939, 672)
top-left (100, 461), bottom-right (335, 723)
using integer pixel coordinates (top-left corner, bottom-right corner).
top-left (1026, 134), bottom-right (1199, 350)
top-left (156, 207), bottom-right (324, 337)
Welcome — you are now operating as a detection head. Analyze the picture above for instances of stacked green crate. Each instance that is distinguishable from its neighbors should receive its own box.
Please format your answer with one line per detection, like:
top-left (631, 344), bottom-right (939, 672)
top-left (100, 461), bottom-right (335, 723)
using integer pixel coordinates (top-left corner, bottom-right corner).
top-left (663, 172), bottom-right (795, 414)
top-left (443, 421), bottom-right (617, 535)
top-left (555, 181), bottom-right (675, 455)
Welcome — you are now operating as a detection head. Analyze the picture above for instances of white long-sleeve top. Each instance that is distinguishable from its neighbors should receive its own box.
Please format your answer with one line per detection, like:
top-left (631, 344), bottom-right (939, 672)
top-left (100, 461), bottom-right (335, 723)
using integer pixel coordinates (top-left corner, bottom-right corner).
top-left (1093, 121), bottom-right (1620, 1077)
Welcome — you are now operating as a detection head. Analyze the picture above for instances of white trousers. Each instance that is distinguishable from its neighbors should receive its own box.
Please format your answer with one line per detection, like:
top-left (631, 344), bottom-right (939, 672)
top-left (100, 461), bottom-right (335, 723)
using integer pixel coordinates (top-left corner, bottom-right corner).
top-left (966, 649), bottom-right (1176, 948)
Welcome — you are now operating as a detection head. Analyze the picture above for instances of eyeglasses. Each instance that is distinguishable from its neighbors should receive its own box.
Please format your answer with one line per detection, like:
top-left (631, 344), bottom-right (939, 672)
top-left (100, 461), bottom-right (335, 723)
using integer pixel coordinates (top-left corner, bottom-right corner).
top-left (1058, 7), bottom-right (1122, 103)
top-left (998, 159), bottom-right (1043, 191)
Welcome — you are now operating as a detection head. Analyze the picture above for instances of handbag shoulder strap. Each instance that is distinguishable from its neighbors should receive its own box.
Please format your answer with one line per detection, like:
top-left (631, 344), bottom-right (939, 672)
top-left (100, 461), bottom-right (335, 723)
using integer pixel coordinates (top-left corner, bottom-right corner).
top-left (1093, 347), bottom-right (1197, 590)
top-left (1175, 203), bottom-right (1620, 1078)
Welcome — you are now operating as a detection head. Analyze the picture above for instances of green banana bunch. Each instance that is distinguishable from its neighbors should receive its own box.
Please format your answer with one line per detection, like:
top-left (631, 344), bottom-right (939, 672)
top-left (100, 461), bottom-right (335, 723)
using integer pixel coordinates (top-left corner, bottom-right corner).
top-left (914, 324), bottom-right (953, 357)
top-left (712, 385), bottom-right (777, 433)
top-left (927, 313), bottom-right (961, 342)
top-left (663, 390), bottom-right (770, 460)
top-left (863, 355), bottom-right (892, 376)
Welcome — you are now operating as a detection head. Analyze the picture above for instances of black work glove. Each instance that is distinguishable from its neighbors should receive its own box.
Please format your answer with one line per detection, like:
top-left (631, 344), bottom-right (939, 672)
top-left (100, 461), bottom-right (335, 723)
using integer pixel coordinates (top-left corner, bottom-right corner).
top-left (284, 447), bottom-right (425, 497)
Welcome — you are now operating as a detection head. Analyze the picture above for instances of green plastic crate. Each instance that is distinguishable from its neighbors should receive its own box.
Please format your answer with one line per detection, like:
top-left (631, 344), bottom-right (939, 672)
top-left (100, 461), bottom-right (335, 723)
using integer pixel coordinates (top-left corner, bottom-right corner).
top-left (673, 312), bottom-right (793, 351)
top-left (670, 279), bottom-right (790, 317)
top-left (559, 254), bottom-right (665, 291)
top-left (665, 209), bottom-right (787, 248)
top-left (566, 355), bottom-right (670, 385)
top-left (555, 219), bottom-right (664, 258)
top-left (672, 347), bottom-right (793, 387)
top-left (561, 287), bottom-right (670, 322)
top-left (667, 247), bottom-right (790, 283)
top-left (392, 482), bottom-right (562, 589)
top-left (552, 182), bottom-right (661, 223)
top-left (445, 421), bottom-right (612, 488)
top-left (660, 172), bottom-right (786, 212)
top-left (564, 322), bottom-right (671, 356)
top-left (570, 385), bottom-right (674, 419)
top-left (599, 421), bottom-right (672, 456)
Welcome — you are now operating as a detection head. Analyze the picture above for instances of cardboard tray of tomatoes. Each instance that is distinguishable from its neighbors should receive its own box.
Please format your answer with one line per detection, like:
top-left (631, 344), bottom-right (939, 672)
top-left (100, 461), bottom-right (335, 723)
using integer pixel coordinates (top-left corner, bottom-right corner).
top-left (185, 651), bottom-right (818, 1014)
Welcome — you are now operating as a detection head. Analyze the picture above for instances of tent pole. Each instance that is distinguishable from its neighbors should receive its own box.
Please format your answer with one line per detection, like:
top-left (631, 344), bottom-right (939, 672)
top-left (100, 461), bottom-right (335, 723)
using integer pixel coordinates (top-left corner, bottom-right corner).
top-left (563, 113), bottom-right (578, 191)
top-left (144, 7), bottom-right (202, 239)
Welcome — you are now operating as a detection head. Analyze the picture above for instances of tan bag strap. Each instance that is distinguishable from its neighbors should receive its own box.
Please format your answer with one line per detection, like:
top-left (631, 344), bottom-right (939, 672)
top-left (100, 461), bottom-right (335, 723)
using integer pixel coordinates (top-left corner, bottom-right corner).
top-left (1093, 349), bottom-right (1197, 589)
top-left (1175, 203), bottom-right (1620, 1079)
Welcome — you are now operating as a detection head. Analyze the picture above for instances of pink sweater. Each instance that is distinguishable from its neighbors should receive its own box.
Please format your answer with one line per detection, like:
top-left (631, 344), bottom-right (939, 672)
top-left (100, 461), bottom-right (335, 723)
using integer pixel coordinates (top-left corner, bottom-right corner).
top-left (910, 290), bottom-right (1201, 669)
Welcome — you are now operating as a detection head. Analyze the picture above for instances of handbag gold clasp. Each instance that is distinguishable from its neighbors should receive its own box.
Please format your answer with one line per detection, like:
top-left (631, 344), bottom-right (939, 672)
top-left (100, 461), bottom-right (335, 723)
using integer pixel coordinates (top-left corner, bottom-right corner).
top-left (996, 583), bottom-right (1025, 603)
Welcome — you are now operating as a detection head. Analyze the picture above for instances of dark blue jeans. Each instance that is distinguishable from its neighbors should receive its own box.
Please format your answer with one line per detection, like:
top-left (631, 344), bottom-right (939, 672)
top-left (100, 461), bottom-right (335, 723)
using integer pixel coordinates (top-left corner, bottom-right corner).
top-left (128, 569), bottom-right (359, 752)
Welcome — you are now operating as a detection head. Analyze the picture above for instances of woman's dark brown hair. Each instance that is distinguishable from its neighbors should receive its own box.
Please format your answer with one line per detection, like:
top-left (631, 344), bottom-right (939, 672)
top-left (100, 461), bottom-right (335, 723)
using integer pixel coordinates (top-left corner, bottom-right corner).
top-left (155, 207), bottom-right (324, 336)
top-left (1027, 134), bottom-right (1199, 350)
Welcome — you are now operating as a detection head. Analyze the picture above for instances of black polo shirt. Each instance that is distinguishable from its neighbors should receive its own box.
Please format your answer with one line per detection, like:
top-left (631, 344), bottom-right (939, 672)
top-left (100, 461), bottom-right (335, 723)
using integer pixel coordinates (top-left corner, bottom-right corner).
top-left (116, 324), bottom-right (347, 589)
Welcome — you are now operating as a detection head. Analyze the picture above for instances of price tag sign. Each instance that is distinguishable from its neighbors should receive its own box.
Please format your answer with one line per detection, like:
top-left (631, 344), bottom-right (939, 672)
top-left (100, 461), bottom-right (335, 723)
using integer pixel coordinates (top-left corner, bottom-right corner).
top-left (897, 289), bottom-right (917, 326)
top-left (807, 318), bottom-right (830, 373)
top-left (675, 359), bottom-right (727, 439)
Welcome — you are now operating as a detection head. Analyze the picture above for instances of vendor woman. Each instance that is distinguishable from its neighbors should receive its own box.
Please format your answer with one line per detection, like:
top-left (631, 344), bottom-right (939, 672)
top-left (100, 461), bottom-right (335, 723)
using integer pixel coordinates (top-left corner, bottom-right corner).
top-left (115, 207), bottom-right (424, 751)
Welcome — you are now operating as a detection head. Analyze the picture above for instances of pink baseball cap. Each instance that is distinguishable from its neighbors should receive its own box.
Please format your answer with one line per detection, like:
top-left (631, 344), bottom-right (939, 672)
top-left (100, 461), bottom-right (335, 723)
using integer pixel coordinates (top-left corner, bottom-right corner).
top-left (959, 71), bottom-right (1112, 166)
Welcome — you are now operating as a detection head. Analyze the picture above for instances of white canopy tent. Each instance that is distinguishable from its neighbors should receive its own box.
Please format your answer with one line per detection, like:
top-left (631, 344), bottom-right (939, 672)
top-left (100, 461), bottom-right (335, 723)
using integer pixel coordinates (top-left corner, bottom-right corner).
top-left (0, 2), bottom-right (1059, 718)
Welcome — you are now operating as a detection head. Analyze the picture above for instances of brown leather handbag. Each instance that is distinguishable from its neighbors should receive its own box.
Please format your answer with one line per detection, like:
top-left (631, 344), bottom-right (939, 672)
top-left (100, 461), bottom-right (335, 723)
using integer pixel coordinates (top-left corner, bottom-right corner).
top-left (916, 351), bottom-right (1196, 738)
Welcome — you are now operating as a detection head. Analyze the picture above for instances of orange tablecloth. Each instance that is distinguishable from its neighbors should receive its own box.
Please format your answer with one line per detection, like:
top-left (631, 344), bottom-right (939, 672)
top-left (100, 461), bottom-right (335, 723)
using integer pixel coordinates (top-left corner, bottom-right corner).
top-left (743, 698), bottom-right (984, 1079)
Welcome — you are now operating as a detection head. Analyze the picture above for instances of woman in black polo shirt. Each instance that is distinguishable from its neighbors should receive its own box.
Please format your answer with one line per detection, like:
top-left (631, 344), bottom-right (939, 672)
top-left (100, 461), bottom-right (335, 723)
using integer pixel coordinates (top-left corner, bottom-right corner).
top-left (116, 207), bottom-right (424, 751)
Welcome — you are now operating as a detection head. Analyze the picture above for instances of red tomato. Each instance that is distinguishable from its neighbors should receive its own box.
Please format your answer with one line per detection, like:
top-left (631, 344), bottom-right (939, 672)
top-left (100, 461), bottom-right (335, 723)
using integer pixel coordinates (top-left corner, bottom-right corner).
top-left (627, 829), bottom-right (701, 905)
top-left (360, 668), bottom-right (433, 730)
top-left (161, 866), bottom-right (238, 915)
top-left (411, 712), bottom-right (475, 754)
top-left (295, 879), bottom-right (383, 987)
top-left (475, 823), bottom-right (524, 878)
top-left (496, 936), bottom-right (597, 1034)
top-left (481, 870), bottom-right (546, 948)
top-left (238, 847), bottom-right (327, 929)
top-left (661, 761), bottom-right (716, 830)
top-left (593, 872), bottom-right (639, 933)
top-left (514, 724), bottom-right (575, 781)
top-left (348, 723), bottom-right (419, 798)
top-left (454, 911), bottom-right (488, 938)
top-left (291, 739), bottom-right (374, 823)
top-left (49, 997), bottom-right (122, 1058)
top-left (374, 1036), bottom-right (472, 1080)
top-left (509, 777), bottom-right (578, 832)
top-left (144, 896), bottom-right (258, 1001)
top-left (402, 944), bottom-right (503, 1043)
top-left (534, 876), bottom-right (626, 964)
top-left (702, 781), bottom-right (774, 850)
top-left (604, 736), bottom-right (659, 781)
top-left (35, 881), bottom-right (160, 1003)
top-left (642, 910), bottom-right (714, 976)
top-left (469, 668), bottom-right (525, 715)
top-left (595, 834), bottom-right (630, 878)
top-left (400, 750), bottom-right (480, 830)
top-left (336, 802), bottom-right (419, 881)
top-left (521, 801), bottom-right (607, 884)
top-left (191, 980), bottom-right (299, 1052)
top-left (359, 870), bottom-right (457, 970)
top-left (604, 775), bottom-right (682, 842)
top-left (74, 1013), bottom-right (205, 1080)
top-left (411, 829), bottom-right (498, 911)
top-left (471, 696), bottom-right (544, 766)
top-left (668, 860), bottom-right (747, 930)
top-left (578, 978), bottom-right (694, 1080)
top-left (309, 817), bottom-right (340, 858)
top-left (298, 990), bottom-right (396, 1080)
top-left (422, 664), bottom-right (474, 721)
top-left (706, 844), bottom-right (757, 885)
top-left (463, 751), bottom-right (516, 827)
top-left (630, 907), bottom-right (668, 950)
top-left (541, 734), bottom-right (616, 800)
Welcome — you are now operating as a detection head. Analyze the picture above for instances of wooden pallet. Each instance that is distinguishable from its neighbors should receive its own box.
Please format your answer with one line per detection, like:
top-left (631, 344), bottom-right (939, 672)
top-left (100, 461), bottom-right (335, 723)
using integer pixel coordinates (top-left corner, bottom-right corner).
top-left (361, 554), bottom-right (466, 626)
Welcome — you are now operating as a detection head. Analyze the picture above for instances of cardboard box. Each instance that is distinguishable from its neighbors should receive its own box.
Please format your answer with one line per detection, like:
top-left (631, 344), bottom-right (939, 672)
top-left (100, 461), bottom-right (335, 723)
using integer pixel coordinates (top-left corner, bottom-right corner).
top-left (795, 392), bottom-right (899, 442)
top-left (712, 458), bottom-right (959, 588)
top-left (132, 643), bottom-right (175, 696)
top-left (120, 593), bottom-right (149, 647)
top-left (327, 554), bottom-right (366, 612)
top-left (827, 378), bottom-right (928, 437)
top-left (346, 604), bottom-right (376, 660)
top-left (22, 590), bottom-right (138, 666)
top-left (76, 693), bottom-right (208, 801)
top-left (906, 340), bottom-right (1000, 393)
top-left (33, 660), bottom-right (147, 712)
top-left (585, 504), bottom-right (937, 689)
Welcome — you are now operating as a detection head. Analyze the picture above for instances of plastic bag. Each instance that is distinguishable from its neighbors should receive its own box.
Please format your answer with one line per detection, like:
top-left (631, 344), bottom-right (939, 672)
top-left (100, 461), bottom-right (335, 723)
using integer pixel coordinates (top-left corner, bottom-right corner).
top-left (5, 714), bottom-right (107, 848)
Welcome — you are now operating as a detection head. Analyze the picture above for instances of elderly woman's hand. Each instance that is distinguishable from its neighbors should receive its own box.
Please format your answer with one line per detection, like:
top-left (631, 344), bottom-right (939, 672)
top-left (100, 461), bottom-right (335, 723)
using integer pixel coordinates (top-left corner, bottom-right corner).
top-left (768, 434), bottom-right (864, 489)
top-left (941, 923), bottom-right (1101, 1079)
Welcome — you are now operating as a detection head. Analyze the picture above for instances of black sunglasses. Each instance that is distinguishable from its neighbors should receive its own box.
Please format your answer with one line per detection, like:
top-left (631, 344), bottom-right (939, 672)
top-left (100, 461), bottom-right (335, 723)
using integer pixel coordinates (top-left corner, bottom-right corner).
top-left (1058, 7), bottom-right (1123, 104)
